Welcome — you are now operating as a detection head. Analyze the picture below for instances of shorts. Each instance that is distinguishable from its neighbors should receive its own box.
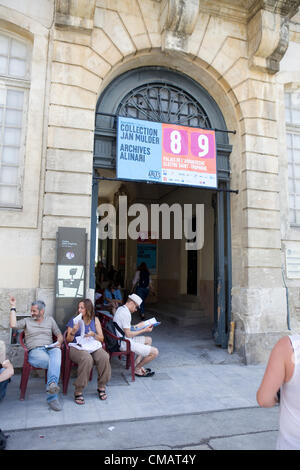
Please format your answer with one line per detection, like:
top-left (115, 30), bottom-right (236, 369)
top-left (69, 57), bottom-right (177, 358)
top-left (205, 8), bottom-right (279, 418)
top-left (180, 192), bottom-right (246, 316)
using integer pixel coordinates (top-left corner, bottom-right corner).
top-left (120, 336), bottom-right (151, 357)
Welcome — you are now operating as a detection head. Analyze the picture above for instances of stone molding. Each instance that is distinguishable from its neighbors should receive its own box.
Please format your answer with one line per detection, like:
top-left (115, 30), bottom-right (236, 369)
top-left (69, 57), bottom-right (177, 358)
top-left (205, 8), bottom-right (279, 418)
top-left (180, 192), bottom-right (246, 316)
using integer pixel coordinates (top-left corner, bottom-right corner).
top-left (250, 0), bottom-right (300, 19)
top-left (248, 1), bottom-right (300, 73)
top-left (55, 0), bottom-right (96, 32)
top-left (160, 0), bottom-right (199, 51)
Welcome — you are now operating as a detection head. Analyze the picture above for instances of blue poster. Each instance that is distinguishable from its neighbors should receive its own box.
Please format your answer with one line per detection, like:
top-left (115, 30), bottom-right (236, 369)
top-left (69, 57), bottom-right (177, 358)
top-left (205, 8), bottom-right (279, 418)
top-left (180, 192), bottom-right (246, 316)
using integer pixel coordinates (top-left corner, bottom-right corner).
top-left (117, 116), bottom-right (162, 183)
top-left (137, 243), bottom-right (157, 274)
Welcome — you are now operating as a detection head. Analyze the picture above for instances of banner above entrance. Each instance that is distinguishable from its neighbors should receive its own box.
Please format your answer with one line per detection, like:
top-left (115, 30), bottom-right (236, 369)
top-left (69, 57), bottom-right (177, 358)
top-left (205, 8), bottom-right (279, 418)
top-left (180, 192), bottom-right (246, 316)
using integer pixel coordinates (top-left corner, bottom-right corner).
top-left (116, 116), bottom-right (217, 189)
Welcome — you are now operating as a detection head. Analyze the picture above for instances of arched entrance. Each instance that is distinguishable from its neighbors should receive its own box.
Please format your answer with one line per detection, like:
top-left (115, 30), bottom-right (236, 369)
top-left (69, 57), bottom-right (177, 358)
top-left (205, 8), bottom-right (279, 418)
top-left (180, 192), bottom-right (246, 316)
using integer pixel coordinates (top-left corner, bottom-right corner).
top-left (92, 67), bottom-right (233, 348)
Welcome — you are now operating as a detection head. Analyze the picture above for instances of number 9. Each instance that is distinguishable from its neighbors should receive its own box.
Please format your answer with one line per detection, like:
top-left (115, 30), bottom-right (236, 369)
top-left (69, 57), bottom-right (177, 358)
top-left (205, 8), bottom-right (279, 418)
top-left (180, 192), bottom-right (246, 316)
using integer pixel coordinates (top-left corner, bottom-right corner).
top-left (198, 135), bottom-right (209, 157)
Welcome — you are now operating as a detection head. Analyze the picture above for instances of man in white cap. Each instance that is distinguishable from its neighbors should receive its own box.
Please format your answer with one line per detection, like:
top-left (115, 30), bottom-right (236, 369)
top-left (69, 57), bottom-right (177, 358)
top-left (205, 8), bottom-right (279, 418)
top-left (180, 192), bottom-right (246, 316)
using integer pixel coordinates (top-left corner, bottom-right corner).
top-left (114, 294), bottom-right (159, 377)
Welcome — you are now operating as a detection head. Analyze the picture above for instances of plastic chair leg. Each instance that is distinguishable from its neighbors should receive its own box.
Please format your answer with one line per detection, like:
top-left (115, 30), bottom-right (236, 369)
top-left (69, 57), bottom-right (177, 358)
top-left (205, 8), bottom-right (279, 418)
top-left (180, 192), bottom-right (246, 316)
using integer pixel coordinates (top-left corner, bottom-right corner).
top-left (63, 361), bottom-right (71, 395)
top-left (20, 365), bottom-right (31, 400)
top-left (130, 352), bottom-right (135, 382)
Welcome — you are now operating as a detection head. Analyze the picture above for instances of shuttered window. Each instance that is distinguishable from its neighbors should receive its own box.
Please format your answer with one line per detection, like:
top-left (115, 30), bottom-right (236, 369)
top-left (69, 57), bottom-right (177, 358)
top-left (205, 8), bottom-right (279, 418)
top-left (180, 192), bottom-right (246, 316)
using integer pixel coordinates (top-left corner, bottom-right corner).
top-left (0, 32), bottom-right (30, 208)
top-left (286, 92), bottom-right (300, 225)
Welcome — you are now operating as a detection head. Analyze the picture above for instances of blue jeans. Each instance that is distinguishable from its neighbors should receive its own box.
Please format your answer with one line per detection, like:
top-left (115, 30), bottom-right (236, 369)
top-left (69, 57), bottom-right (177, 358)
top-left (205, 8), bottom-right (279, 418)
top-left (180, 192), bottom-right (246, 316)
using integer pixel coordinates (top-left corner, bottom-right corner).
top-left (28, 347), bottom-right (61, 402)
top-left (0, 368), bottom-right (10, 402)
top-left (136, 287), bottom-right (149, 315)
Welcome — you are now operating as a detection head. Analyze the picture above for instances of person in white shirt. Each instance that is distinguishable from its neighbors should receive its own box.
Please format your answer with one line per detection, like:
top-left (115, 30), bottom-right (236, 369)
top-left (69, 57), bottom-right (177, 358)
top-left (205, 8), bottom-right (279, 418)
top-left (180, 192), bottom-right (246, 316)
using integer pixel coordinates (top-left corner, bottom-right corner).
top-left (257, 335), bottom-right (300, 450)
top-left (114, 294), bottom-right (159, 377)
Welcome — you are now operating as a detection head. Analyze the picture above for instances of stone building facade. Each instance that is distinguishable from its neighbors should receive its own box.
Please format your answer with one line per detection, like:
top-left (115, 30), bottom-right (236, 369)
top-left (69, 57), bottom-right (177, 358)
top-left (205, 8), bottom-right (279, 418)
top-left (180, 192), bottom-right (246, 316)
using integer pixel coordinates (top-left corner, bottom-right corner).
top-left (1, 0), bottom-right (300, 365)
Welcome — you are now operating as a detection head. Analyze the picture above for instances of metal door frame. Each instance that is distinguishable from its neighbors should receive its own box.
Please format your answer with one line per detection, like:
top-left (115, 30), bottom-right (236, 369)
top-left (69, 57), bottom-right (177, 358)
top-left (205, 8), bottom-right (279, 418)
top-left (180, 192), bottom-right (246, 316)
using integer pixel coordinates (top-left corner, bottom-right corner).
top-left (91, 66), bottom-right (235, 348)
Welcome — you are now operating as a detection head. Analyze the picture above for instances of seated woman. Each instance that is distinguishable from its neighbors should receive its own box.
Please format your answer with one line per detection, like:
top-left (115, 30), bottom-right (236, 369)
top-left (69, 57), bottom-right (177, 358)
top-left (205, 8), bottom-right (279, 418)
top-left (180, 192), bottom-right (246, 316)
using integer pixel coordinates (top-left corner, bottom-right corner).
top-left (103, 282), bottom-right (123, 315)
top-left (66, 299), bottom-right (111, 405)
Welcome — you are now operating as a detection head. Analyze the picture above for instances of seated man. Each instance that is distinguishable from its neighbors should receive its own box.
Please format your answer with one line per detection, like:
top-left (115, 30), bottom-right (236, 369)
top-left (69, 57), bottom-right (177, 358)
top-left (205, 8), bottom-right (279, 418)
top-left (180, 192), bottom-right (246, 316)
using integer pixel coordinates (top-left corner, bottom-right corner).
top-left (0, 340), bottom-right (14, 402)
top-left (9, 296), bottom-right (63, 411)
top-left (114, 294), bottom-right (159, 377)
top-left (103, 282), bottom-right (123, 315)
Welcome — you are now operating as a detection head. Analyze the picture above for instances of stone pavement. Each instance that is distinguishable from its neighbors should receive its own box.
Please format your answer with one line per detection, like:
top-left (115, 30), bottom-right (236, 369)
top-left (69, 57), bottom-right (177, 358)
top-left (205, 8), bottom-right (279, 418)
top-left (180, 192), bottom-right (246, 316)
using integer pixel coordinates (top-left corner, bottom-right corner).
top-left (0, 314), bottom-right (280, 450)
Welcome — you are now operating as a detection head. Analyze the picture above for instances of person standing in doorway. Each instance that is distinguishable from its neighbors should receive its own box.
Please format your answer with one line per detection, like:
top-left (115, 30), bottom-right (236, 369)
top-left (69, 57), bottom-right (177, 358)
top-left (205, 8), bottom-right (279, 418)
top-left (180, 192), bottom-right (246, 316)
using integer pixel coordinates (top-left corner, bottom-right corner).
top-left (132, 262), bottom-right (153, 320)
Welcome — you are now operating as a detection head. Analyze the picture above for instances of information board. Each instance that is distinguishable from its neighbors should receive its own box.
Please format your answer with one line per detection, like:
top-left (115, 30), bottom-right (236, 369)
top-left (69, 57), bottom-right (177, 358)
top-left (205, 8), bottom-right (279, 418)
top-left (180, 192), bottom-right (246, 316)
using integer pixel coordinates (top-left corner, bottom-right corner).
top-left (55, 227), bottom-right (87, 331)
top-left (117, 116), bottom-right (217, 188)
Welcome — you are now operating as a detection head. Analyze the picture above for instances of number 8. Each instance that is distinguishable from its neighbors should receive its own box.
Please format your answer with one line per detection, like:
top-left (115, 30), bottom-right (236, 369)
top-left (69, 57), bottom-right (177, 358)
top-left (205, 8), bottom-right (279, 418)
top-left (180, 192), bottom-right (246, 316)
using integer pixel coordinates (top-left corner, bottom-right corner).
top-left (170, 130), bottom-right (182, 154)
top-left (198, 135), bottom-right (209, 157)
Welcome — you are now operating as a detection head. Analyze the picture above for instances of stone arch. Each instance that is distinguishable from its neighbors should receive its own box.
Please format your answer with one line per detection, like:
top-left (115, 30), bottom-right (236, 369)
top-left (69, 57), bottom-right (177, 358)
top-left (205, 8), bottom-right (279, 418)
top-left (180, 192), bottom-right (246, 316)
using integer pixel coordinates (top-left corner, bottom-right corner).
top-left (95, 50), bottom-right (242, 138)
top-left (92, 51), bottom-right (243, 197)
top-left (94, 65), bottom-right (234, 178)
top-left (92, 63), bottom-right (236, 347)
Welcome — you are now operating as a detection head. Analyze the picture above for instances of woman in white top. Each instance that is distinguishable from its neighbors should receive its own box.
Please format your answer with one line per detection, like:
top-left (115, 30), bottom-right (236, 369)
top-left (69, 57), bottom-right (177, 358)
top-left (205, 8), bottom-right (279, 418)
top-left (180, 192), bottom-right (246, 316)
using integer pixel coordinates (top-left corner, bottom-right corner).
top-left (257, 335), bottom-right (300, 450)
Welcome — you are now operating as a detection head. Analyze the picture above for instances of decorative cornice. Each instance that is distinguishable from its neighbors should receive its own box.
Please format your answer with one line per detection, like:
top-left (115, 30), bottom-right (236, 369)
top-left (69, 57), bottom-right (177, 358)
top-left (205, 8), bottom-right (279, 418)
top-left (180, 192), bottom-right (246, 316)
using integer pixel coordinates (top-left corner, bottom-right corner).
top-left (248, 1), bottom-right (300, 74)
top-left (250, 0), bottom-right (300, 19)
top-left (55, 0), bottom-right (96, 33)
top-left (160, 0), bottom-right (200, 51)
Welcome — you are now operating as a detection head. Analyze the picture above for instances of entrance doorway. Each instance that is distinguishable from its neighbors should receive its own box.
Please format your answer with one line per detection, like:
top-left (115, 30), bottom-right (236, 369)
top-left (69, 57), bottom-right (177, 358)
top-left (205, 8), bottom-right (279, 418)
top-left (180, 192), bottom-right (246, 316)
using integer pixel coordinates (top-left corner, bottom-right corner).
top-left (92, 66), bottom-right (232, 348)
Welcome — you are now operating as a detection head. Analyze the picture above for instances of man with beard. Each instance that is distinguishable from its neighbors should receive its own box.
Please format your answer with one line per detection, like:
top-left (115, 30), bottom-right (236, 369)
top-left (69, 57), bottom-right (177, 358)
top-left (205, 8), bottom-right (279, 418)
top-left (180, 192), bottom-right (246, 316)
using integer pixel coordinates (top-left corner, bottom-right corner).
top-left (9, 296), bottom-right (63, 411)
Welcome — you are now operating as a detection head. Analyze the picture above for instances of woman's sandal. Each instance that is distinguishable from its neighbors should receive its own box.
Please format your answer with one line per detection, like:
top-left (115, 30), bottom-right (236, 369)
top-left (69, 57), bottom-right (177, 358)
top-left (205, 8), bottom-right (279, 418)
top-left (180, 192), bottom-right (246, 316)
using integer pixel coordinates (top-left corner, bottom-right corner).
top-left (135, 369), bottom-right (155, 377)
top-left (97, 389), bottom-right (107, 401)
top-left (74, 394), bottom-right (85, 405)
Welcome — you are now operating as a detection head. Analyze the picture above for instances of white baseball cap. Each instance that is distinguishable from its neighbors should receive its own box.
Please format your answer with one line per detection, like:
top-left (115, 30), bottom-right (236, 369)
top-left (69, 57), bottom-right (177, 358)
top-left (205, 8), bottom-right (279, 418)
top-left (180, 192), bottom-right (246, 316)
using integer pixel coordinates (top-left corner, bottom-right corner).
top-left (128, 294), bottom-right (143, 307)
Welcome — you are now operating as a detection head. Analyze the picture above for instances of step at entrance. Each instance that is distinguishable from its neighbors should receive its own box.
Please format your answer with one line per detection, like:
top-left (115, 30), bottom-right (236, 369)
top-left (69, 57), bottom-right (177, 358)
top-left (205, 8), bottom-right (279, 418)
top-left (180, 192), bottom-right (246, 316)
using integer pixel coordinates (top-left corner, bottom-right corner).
top-left (146, 295), bottom-right (209, 327)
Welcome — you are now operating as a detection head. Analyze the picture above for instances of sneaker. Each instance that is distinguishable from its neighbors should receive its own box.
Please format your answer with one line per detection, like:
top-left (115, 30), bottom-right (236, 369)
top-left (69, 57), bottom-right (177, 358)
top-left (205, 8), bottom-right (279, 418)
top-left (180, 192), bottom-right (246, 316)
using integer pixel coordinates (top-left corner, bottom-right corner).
top-left (47, 382), bottom-right (60, 395)
top-left (48, 399), bottom-right (62, 411)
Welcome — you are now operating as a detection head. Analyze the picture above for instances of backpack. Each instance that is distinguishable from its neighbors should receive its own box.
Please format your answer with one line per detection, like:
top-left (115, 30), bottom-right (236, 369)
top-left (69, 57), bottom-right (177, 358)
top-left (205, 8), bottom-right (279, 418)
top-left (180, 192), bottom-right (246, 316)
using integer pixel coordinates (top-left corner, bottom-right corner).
top-left (139, 270), bottom-right (150, 288)
top-left (104, 320), bottom-right (125, 353)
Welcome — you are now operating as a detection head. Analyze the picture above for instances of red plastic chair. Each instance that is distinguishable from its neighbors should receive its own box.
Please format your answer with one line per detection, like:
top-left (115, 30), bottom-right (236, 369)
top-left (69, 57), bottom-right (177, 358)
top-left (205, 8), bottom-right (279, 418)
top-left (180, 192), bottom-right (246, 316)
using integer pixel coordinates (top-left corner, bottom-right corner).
top-left (96, 310), bottom-right (113, 328)
top-left (102, 326), bottom-right (135, 382)
top-left (62, 330), bottom-right (94, 394)
top-left (19, 331), bottom-right (60, 400)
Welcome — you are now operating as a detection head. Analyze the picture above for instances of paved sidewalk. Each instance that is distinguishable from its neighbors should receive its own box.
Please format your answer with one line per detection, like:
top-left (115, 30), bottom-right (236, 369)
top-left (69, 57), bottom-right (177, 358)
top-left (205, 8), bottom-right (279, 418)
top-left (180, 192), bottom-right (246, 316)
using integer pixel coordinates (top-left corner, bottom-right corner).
top-left (0, 315), bottom-right (278, 449)
top-left (5, 407), bottom-right (279, 450)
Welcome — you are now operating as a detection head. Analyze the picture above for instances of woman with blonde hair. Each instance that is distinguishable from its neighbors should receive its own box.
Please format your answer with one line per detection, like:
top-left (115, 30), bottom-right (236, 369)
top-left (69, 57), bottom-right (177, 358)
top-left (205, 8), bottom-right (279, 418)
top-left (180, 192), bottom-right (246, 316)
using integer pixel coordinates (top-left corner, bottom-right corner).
top-left (66, 299), bottom-right (111, 405)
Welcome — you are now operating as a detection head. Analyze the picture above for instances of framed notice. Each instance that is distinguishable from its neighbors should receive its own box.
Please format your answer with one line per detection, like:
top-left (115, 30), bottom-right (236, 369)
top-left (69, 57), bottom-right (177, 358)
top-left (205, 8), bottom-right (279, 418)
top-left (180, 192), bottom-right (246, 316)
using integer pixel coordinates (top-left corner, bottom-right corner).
top-left (117, 116), bottom-right (217, 189)
top-left (54, 227), bottom-right (87, 331)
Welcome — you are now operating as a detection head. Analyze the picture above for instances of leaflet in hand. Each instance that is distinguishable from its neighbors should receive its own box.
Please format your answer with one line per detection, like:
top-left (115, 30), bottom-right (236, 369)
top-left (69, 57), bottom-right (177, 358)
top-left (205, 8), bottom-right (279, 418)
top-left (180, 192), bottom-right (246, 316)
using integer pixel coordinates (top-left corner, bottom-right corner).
top-left (44, 341), bottom-right (60, 349)
top-left (73, 313), bottom-right (82, 324)
top-left (131, 317), bottom-right (161, 331)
